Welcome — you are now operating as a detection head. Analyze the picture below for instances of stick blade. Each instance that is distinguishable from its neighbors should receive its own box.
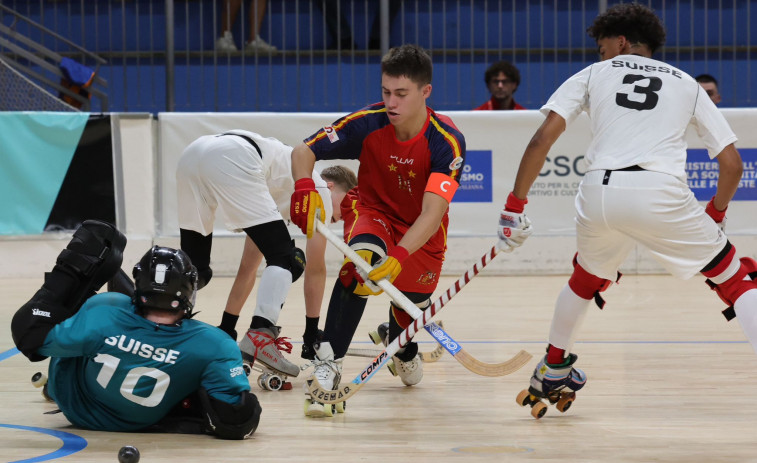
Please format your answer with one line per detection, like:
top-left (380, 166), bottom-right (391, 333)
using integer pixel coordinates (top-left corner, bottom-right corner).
top-left (306, 377), bottom-right (360, 404)
top-left (454, 349), bottom-right (533, 377)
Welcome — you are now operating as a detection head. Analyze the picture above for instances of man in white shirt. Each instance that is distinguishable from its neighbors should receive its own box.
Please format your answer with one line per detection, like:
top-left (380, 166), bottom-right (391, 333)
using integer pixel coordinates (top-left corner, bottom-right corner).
top-left (496, 3), bottom-right (754, 418)
top-left (177, 130), bottom-right (356, 381)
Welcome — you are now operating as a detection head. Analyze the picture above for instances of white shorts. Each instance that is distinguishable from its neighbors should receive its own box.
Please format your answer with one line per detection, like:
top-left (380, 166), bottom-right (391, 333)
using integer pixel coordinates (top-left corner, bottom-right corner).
top-left (575, 169), bottom-right (727, 280)
top-left (176, 134), bottom-right (282, 235)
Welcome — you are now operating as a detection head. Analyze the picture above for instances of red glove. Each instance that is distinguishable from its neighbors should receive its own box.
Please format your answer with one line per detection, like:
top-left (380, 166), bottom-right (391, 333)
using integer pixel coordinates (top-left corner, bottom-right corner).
top-left (705, 196), bottom-right (727, 232)
top-left (290, 178), bottom-right (325, 239)
top-left (705, 196), bottom-right (727, 223)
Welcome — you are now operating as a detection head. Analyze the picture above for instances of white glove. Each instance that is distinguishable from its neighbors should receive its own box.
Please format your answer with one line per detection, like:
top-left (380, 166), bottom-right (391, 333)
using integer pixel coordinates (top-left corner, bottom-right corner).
top-left (497, 209), bottom-right (533, 252)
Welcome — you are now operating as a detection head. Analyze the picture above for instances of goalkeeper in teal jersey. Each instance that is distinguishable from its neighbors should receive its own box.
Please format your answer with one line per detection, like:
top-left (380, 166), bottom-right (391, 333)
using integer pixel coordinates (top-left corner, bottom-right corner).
top-left (11, 221), bottom-right (262, 439)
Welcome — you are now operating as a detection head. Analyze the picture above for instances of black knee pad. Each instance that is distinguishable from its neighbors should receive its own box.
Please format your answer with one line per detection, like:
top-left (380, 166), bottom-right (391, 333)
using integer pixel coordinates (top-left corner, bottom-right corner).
top-left (244, 221), bottom-right (294, 270)
top-left (290, 243), bottom-right (306, 283)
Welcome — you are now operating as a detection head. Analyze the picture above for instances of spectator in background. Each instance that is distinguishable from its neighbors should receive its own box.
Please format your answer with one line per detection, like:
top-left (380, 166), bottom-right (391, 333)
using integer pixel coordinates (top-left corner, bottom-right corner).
top-left (474, 61), bottom-right (526, 110)
top-left (315, 0), bottom-right (400, 50)
top-left (696, 74), bottom-right (722, 105)
top-left (216, 0), bottom-right (276, 53)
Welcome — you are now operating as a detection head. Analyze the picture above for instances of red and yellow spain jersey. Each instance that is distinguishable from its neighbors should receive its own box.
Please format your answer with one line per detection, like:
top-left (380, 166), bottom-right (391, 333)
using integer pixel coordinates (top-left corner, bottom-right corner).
top-left (305, 102), bottom-right (466, 228)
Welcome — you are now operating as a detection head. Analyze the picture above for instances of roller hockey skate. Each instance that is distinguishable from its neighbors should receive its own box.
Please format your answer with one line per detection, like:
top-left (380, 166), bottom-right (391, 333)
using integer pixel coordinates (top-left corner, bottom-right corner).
top-left (516, 353), bottom-right (586, 419)
top-left (304, 341), bottom-right (345, 417)
top-left (31, 372), bottom-right (53, 402)
top-left (239, 326), bottom-right (299, 391)
top-left (368, 322), bottom-right (423, 385)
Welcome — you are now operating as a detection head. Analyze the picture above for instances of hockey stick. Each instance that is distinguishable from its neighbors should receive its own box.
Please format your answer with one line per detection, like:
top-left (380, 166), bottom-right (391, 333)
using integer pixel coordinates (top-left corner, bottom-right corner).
top-left (308, 221), bottom-right (532, 404)
top-left (347, 320), bottom-right (446, 363)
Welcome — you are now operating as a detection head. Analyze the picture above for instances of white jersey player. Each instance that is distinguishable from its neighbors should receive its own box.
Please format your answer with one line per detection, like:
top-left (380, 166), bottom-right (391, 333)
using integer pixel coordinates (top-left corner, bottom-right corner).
top-left (495, 3), bottom-right (755, 419)
top-left (177, 130), bottom-right (357, 380)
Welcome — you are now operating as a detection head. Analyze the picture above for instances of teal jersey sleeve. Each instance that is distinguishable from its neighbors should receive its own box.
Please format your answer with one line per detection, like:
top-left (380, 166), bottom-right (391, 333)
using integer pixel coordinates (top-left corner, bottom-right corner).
top-left (197, 332), bottom-right (250, 404)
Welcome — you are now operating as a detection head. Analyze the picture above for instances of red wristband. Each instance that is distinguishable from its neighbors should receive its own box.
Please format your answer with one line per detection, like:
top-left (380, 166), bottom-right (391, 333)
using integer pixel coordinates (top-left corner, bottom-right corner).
top-left (705, 197), bottom-right (727, 223)
top-left (294, 178), bottom-right (316, 190)
top-left (504, 192), bottom-right (528, 213)
top-left (389, 246), bottom-right (410, 263)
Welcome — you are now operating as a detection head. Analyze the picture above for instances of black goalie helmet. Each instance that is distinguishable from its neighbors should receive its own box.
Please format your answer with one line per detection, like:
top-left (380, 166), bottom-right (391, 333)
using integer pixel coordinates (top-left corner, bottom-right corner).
top-left (132, 246), bottom-right (198, 316)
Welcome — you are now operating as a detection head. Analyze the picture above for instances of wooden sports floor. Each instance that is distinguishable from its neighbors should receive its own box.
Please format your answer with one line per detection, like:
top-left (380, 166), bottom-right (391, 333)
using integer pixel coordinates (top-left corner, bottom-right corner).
top-left (2, 273), bottom-right (757, 463)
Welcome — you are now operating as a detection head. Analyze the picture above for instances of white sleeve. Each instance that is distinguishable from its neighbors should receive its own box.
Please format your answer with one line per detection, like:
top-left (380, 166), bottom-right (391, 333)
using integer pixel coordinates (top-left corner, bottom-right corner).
top-left (691, 85), bottom-right (738, 159)
top-left (540, 64), bottom-right (592, 125)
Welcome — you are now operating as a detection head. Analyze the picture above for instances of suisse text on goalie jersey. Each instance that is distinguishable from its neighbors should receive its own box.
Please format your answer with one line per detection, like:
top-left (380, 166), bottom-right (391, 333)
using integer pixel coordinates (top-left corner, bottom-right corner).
top-left (104, 334), bottom-right (181, 364)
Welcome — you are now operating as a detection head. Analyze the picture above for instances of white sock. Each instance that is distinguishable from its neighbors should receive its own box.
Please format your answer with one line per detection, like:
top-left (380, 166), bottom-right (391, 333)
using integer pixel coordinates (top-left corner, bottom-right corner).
top-left (734, 289), bottom-right (757, 354)
top-left (253, 265), bottom-right (292, 325)
top-left (548, 284), bottom-right (591, 352)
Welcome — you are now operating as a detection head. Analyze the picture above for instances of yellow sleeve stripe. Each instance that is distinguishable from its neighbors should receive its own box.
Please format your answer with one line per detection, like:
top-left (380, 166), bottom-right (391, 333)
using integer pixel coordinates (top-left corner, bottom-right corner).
top-left (429, 116), bottom-right (463, 180)
top-left (306, 107), bottom-right (388, 146)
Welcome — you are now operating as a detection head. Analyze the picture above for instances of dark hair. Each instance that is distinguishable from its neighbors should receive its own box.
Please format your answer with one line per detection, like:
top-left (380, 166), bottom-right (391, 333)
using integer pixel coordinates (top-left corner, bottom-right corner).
top-left (484, 61), bottom-right (521, 87)
top-left (695, 74), bottom-right (719, 87)
top-left (381, 44), bottom-right (433, 86)
top-left (587, 3), bottom-right (666, 54)
top-left (320, 165), bottom-right (357, 192)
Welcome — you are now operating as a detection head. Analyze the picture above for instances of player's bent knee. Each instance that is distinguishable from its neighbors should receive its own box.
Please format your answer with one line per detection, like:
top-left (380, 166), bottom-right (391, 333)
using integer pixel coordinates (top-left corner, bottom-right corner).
top-left (568, 254), bottom-right (616, 308)
top-left (706, 256), bottom-right (757, 308)
top-left (338, 248), bottom-right (384, 297)
top-left (198, 387), bottom-right (262, 440)
top-left (289, 244), bottom-right (306, 283)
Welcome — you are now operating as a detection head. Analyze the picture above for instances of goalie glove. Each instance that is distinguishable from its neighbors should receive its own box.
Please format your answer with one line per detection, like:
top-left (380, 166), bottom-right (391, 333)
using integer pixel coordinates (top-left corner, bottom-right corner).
top-left (290, 178), bottom-right (325, 239)
top-left (705, 196), bottom-right (727, 233)
top-left (497, 192), bottom-right (533, 252)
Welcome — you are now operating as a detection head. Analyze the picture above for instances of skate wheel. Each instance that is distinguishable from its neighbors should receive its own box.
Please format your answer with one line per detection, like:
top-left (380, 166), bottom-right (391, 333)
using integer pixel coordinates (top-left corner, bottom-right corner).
top-left (242, 363), bottom-right (252, 377)
top-left (257, 375), bottom-right (266, 390)
top-left (531, 402), bottom-right (547, 419)
top-left (387, 361), bottom-right (398, 377)
top-left (264, 375), bottom-right (283, 391)
top-left (323, 402), bottom-right (334, 417)
top-left (281, 381), bottom-right (293, 391)
top-left (368, 329), bottom-right (382, 345)
top-left (303, 398), bottom-right (312, 414)
top-left (335, 401), bottom-right (346, 413)
top-left (31, 372), bottom-right (48, 388)
top-left (556, 392), bottom-right (575, 413)
top-left (515, 389), bottom-right (531, 407)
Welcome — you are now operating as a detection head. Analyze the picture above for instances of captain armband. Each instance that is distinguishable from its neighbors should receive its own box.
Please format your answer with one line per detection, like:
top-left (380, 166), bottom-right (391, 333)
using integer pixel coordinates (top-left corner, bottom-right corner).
top-left (424, 172), bottom-right (459, 203)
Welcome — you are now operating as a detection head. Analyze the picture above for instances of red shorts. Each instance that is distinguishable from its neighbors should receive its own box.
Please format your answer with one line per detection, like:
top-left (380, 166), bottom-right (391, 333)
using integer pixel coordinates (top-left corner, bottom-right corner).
top-left (342, 206), bottom-right (447, 294)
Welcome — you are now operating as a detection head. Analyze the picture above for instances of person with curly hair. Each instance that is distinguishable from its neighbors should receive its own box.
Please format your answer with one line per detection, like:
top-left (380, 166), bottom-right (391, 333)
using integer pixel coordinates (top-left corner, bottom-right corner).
top-left (499, 3), bottom-right (752, 419)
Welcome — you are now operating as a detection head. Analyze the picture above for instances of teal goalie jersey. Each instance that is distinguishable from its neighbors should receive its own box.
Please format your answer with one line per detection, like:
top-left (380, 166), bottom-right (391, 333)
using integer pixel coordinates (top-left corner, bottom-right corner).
top-left (38, 292), bottom-right (249, 431)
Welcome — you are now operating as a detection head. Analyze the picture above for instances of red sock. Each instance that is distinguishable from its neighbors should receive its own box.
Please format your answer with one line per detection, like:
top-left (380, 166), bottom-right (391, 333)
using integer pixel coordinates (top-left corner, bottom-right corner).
top-left (546, 344), bottom-right (566, 365)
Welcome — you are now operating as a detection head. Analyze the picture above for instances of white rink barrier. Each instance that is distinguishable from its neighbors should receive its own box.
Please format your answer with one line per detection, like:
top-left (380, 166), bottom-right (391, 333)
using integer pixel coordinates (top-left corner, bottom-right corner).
top-left (2, 110), bottom-right (756, 277)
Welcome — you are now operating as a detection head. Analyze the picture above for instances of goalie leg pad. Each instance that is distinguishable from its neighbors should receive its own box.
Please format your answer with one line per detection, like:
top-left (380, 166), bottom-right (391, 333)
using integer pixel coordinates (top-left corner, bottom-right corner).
top-left (54, 220), bottom-right (126, 309)
top-left (11, 289), bottom-right (71, 361)
top-left (568, 254), bottom-right (617, 309)
top-left (198, 387), bottom-right (262, 440)
top-left (12, 220), bottom-right (126, 362)
top-left (107, 268), bottom-right (135, 298)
